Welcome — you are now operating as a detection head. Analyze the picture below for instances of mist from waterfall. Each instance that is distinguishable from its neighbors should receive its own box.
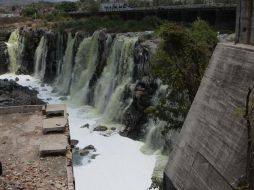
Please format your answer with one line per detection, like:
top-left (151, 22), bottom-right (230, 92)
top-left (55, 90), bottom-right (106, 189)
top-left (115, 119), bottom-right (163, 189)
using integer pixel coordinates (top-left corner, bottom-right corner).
top-left (34, 36), bottom-right (48, 80)
top-left (6, 29), bottom-right (24, 73)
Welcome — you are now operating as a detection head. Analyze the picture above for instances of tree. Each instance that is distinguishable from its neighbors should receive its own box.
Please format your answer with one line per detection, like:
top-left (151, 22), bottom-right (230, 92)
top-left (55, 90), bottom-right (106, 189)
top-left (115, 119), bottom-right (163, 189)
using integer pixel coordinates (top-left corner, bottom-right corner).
top-left (56, 2), bottom-right (78, 12)
top-left (21, 6), bottom-right (38, 17)
top-left (148, 19), bottom-right (218, 132)
top-left (79, 0), bottom-right (99, 12)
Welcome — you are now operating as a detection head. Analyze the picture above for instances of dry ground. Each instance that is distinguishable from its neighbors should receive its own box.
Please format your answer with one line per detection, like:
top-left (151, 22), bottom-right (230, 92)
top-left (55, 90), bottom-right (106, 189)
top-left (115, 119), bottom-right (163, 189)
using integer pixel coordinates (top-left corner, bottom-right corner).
top-left (0, 111), bottom-right (68, 190)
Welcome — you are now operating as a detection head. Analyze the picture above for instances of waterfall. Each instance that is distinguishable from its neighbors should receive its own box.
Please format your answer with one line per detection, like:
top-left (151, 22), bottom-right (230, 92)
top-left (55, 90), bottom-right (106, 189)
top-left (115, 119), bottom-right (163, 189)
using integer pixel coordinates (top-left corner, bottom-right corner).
top-left (141, 120), bottom-right (166, 154)
top-left (56, 33), bottom-right (76, 95)
top-left (70, 31), bottom-right (99, 104)
top-left (56, 32), bottom-right (64, 76)
top-left (34, 36), bottom-right (48, 80)
top-left (6, 29), bottom-right (24, 73)
top-left (94, 35), bottom-right (137, 121)
top-left (141, 81), bottom-right (169, 153)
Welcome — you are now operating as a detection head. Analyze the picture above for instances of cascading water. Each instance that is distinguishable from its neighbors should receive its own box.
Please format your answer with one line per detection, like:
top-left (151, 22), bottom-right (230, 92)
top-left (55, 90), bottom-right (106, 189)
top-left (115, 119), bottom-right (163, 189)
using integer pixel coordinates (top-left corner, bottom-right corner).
top-left (56, 32), bottom-right (65, 76)
top-left (94, 35), bottom-right (137, 121)
top-left (70, 32), bottom-right (99, 104)
top-left (56, 33), bottom-right (76, 95)
top-left (34, 36), bottom-right (48, 80)
top-left (6, 29), bottom-right (24, 73)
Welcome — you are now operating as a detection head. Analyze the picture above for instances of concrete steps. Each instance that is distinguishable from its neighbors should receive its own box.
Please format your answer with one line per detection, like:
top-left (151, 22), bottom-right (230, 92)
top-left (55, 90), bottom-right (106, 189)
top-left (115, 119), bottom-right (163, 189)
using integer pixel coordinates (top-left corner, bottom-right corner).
top-left (43, 117), bottom-right (68, 134)
top-left (39, 134), bottom-right (68, 157)
top-left (39, 104), bottom-right (69, 157)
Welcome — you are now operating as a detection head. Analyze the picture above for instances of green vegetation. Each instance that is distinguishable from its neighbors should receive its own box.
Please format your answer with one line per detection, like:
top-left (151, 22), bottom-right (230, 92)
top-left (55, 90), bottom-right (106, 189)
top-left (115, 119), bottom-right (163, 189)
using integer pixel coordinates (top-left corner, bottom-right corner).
top-left (147, 19), bottom-right (218, 132)
top-left (193, 0), bottom-right (205, 4)
top-left (20, 1), bottom-right (98, 22)
top-left (55, 16), bottom-right (165, 33)
top-left (21, 6), bottom-right (38, 17)
top-left (55, 2), bottom-right (78, 12)
top-left (79, 0), bottom-right (99, 12)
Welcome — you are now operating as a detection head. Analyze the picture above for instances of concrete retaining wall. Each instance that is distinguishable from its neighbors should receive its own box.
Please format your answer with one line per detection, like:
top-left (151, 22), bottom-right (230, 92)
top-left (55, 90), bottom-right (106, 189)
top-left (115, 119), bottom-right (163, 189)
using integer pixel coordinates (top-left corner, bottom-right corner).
top-left (0, 105), bottom-right (43, 114)
top-left (164, 43), bottom-right (254, 190)
top-left (235, 0), bottom-right (254, 45)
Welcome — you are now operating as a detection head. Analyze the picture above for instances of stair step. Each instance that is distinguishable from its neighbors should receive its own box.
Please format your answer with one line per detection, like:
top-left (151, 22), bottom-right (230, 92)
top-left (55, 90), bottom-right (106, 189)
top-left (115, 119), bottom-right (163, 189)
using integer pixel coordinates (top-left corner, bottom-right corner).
top-left (43, 117), bottom-right (67, 134)
top-left (45, 104), bottom-right (67, 118)
top-left (39, 134), bottom-right (68, 157)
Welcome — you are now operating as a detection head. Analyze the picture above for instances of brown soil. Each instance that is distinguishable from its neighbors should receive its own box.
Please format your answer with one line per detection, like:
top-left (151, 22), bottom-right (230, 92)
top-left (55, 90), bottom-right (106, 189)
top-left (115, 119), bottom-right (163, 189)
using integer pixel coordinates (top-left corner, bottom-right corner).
top-left (0, 112), bottom-right (68, 190)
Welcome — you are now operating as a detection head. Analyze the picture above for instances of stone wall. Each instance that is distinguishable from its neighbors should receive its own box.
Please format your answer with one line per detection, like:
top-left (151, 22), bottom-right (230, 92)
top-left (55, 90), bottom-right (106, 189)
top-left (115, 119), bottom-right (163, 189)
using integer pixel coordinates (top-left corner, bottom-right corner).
top-left (164, 43), bottom-right (254, 189)
top-left (0, 105), bottom-right (43, 114)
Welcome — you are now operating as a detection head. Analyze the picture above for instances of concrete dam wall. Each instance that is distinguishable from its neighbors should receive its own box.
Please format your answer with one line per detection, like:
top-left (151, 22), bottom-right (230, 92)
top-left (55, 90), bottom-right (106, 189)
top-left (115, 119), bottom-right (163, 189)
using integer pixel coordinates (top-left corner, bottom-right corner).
top-left (164, 43), bottom-right (254, 189)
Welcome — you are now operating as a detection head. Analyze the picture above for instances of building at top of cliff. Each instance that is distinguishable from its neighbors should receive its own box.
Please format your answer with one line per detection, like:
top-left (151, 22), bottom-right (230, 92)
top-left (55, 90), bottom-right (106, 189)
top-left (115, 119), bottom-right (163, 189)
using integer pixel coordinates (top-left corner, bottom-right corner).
top-left (236, 0), bottom-right (254, 45)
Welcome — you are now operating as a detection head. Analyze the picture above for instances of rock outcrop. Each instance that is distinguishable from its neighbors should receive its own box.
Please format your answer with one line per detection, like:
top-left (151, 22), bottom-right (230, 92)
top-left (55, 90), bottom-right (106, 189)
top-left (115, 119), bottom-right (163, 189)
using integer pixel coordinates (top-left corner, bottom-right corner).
top-left (0, 32), bottom-right (10, 74)
top-left (0, 79), bottom-right (45, 106)
top-left (122, 39), bottom-right (158, 139)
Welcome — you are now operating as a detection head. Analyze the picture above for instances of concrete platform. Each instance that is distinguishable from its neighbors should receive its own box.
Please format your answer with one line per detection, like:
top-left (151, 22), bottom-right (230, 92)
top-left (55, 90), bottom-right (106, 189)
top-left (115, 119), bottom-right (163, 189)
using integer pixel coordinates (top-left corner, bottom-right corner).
top-left (43, 117), bottom-right (68, 134)
top-left (39, 134), bottom-right (68, 157)
top-left (45, 104), bottom-right (66, 117)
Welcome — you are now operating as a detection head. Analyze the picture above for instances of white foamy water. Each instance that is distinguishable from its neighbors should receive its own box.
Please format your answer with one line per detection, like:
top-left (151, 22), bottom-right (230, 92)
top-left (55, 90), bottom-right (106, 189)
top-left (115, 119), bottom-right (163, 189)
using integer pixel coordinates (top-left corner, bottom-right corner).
top-left (0, 74), bottom-right (157, 190)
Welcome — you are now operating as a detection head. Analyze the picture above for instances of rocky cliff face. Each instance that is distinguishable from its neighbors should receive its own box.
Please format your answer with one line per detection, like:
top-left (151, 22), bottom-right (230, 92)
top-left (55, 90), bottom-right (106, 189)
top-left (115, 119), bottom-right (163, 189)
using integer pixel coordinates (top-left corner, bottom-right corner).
top-left (122, 40), bottom-right (158, 139)
top-left (164, 43), bottom-right (254, 190)
top-left (0, 32), bottom-right (10, 74)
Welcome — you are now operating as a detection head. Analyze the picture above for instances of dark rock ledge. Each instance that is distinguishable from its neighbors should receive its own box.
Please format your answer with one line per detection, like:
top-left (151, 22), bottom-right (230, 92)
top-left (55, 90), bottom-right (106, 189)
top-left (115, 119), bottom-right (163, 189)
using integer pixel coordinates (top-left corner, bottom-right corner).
top-left (0, 79), bottom-right (45, 107)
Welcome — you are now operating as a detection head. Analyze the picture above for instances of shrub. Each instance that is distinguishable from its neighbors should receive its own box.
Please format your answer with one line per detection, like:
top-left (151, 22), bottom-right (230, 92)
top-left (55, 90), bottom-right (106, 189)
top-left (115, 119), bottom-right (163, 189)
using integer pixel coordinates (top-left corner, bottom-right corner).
top-left (149, 19), bottom-right (218, 131)
top-left (21, 7), bottom-right (38, 17)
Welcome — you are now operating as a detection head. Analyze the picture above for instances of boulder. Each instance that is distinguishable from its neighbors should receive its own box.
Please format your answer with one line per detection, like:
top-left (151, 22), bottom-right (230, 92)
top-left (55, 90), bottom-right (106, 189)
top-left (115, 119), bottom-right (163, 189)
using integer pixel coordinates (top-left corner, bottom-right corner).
top-left (91, 154), bottom-right (99, 160)
top-left (79, 149), bottom-right (89, 156)
top-left (59, 97), bottom-right (67, 101)
top-left (81, 123), bottom-right (89, 128)
top-left (83, 145), bottom-right (96, 152)
top-left (93, 126), bottom-right (108, 132)
top-left (79, 145), bottom-right (96, 156)
top-left (70, 139), bottom-right (79, 147)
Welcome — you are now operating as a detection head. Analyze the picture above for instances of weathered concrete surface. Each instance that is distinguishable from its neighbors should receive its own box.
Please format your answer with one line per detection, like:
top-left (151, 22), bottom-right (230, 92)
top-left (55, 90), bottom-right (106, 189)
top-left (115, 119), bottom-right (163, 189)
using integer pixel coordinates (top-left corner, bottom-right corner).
top-left (0, 111), bottom-right (68, 189)
top-left (164, 43), bottom-right (254, 190)
top-left (46, 104), bottom-right (66, 117)
top-left (39, 134), bottom-right (68, 156)
top-left (43, 117), bottom-right (68, 134)
top-left (0, 105), bottom-right (43, 114)
top-left (235, 0), bottom-right (254, 45)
